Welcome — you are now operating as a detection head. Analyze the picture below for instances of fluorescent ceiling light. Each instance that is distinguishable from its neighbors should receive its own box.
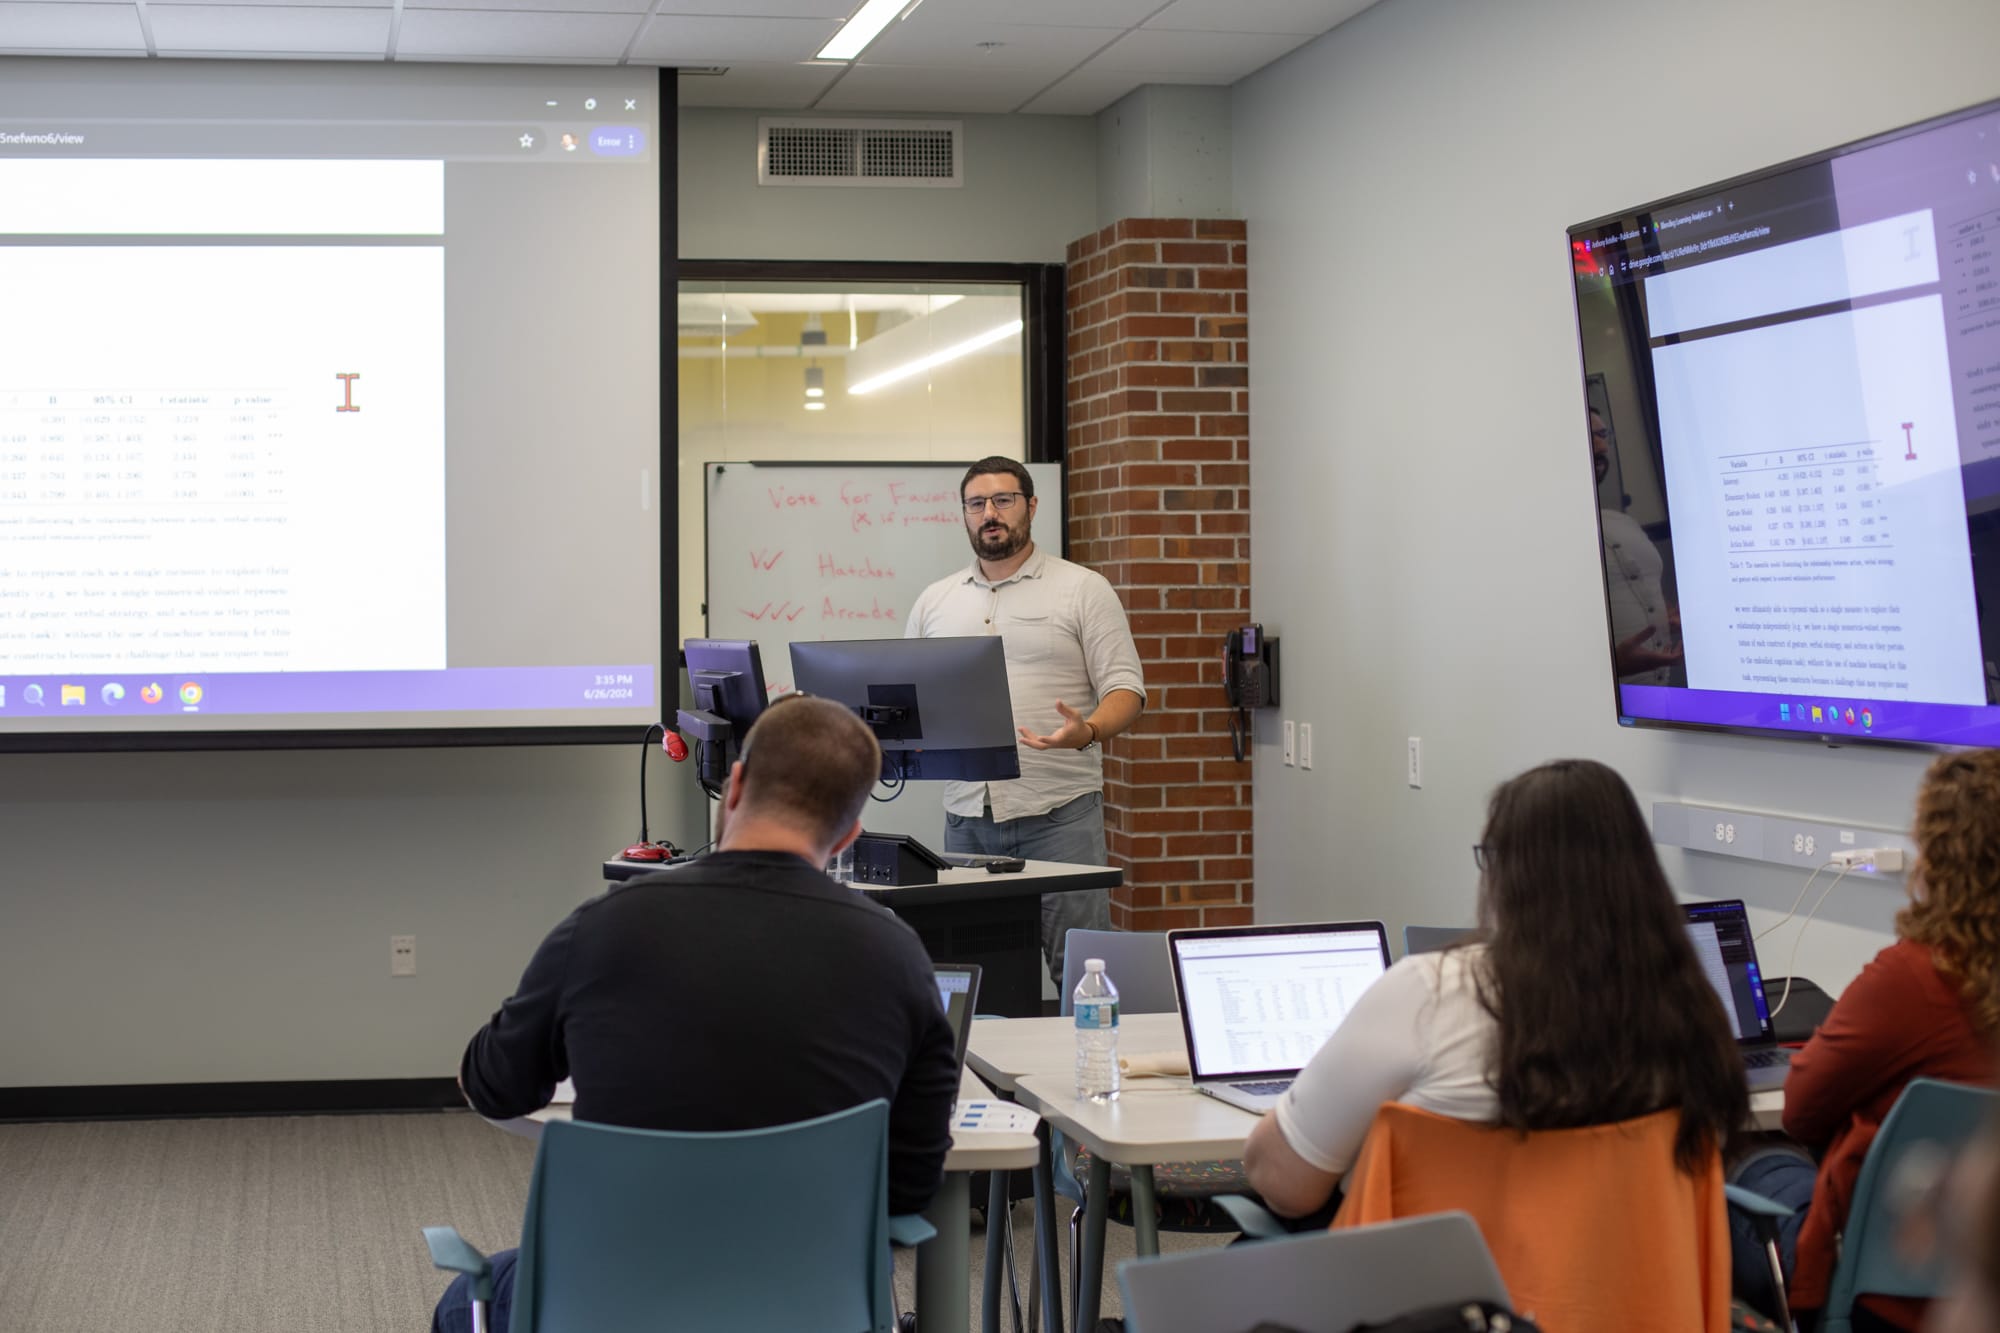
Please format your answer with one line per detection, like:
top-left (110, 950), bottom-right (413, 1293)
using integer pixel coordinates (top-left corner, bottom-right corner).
top-left (804, 401), bottom-right (827, 411)
top-left (848, 319), bottom-right (1023, 395)
top-left (818, 0), bottom-right (909, 61)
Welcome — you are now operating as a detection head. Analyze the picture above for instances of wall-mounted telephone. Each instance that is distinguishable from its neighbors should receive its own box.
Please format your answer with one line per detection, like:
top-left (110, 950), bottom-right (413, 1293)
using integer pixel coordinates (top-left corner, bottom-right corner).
top-left (1224, 624), bottom-right (1280, 761)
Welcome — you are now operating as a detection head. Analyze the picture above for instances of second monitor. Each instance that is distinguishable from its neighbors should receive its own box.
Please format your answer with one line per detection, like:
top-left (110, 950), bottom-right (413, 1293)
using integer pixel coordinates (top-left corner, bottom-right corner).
top-left (791, 636), bottom-right (1020, 783)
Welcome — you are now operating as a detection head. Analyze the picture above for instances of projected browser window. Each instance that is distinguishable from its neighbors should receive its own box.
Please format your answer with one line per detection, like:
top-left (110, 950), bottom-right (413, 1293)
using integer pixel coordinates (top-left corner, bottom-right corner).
top-left (0, 61), bottom-right (662, 742)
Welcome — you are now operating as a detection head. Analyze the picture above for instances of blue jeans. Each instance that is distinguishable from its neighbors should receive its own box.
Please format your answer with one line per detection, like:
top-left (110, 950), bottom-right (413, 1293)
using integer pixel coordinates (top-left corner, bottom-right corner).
top-left (945, 791), bottom-right (1109, 987)
top-left (1727, 1147), bottom-right (1816, 1321)
top-left (433, 1247), bottom-right (519, 1333)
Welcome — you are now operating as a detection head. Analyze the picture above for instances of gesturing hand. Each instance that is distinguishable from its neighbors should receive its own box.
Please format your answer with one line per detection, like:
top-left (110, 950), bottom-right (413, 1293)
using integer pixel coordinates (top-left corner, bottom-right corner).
top-left (1018, 699), bottom-right (1094, 751)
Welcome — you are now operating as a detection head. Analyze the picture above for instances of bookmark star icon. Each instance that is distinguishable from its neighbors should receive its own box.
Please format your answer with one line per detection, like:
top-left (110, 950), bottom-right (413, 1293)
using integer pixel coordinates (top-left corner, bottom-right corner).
top-left (519, 133), bottom-right (535, 148)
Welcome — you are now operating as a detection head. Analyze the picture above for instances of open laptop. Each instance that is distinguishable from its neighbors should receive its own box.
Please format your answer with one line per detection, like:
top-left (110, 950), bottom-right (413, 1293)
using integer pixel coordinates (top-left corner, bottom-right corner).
top-left (1167, 921), bottom-right (1393, 1114)
top-left (1683, 899), bottom-right (1792, 1091)
top-left (932, 963), bottom-right (983, 1086)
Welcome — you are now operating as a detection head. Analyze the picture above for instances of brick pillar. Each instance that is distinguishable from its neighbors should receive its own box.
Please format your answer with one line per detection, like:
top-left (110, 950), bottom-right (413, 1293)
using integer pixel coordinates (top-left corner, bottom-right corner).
top-left (1065, 218), bottom-right (1251, 931)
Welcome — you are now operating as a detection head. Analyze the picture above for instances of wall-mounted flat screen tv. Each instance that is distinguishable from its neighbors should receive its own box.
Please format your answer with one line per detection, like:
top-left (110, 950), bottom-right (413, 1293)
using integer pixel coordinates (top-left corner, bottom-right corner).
top-left (1569, 95), bottom-right (2000, 749)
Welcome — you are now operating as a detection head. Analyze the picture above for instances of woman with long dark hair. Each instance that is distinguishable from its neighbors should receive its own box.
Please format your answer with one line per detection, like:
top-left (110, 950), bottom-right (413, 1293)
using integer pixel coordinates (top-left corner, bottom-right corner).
top-left (1244, 757), bottom-right (1747, 1215)
top-left (1728, 750), bottom-right (1999, 1331)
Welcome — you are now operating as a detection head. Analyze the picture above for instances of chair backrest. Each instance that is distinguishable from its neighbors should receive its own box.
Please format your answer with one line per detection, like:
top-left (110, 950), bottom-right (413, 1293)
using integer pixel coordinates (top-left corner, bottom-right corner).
top-left (1060, 928), bottom-right (1176, 1015)
top-left (1402, 924), bottom-right (1473, 957)
top-left (512, 1101), bottom-right (897, 1333)
top-left (1118, 1212), bottom-right (1509, 1333)
top-left (1335, 1102), bottom-right (1731, 1333)
top-left (1824, 1078), bottom-right (1999, 1324)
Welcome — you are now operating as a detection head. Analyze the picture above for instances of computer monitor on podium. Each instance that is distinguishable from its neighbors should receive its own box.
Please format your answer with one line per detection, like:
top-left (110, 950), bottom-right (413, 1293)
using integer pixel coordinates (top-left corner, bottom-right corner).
top-left (677, 639), bottom-right (768, 793)
top-left (790, 636), bottom-right (1019, 783)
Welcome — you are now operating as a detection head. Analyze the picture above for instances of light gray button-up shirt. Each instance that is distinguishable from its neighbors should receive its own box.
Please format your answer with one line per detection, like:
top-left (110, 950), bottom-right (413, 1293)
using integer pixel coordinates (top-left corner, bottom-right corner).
top-left (904, 547), bottom-right (1146, 821)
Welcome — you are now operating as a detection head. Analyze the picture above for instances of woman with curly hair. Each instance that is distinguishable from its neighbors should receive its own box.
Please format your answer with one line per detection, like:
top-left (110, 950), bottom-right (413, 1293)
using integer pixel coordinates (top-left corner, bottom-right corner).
top-left (1729, 750), bottom-right (2000, 1331)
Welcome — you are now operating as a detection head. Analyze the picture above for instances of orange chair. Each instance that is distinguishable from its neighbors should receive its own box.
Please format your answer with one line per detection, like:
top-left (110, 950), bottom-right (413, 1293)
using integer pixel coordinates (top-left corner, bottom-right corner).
top-left (1331, 1103), bottom-right (1731, 1333)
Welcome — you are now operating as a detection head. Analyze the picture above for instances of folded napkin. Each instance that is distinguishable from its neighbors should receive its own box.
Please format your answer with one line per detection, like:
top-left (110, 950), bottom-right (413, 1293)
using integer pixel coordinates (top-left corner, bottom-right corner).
top-left (1118, 1051), bottom-right (1191, 1078)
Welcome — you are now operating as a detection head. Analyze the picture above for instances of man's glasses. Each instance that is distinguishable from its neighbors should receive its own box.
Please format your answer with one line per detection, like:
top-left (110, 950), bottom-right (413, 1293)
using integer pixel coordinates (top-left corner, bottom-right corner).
top-left (963, 492), bottom-right (1026, 516)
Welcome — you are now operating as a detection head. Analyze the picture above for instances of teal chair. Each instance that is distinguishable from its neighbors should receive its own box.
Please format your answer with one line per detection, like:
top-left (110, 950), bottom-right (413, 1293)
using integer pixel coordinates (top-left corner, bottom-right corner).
top-left (1733, 1077), bottom-right (1996, 1333)
top-left (1118, 1212), bottom-right (1509, 1333)
top-left (423, 1100), bottom-right (934, 1333)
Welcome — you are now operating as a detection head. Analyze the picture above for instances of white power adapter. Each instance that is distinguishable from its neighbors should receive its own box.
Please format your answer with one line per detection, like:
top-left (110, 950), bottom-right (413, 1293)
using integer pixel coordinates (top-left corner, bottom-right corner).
top-left (1829, 847), bottom-right (1905, 872)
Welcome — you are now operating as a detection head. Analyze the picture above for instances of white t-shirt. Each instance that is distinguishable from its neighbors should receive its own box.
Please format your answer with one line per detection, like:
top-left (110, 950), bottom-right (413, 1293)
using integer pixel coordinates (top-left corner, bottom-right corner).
top-left (1272, 945), bottom-right (1501, 1175)
top-left (904, 547), bottom-right (1145, 821)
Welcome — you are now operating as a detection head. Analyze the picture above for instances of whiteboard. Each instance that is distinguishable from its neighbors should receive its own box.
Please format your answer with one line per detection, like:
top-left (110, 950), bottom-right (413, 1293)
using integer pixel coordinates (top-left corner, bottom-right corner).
top-left (702, 460), bottom-right (1061, 848)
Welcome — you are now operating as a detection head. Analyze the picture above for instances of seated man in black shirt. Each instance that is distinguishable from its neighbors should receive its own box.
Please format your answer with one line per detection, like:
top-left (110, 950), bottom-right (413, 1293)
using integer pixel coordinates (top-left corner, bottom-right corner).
top-left (433, 695), bottom-right (959, 1333)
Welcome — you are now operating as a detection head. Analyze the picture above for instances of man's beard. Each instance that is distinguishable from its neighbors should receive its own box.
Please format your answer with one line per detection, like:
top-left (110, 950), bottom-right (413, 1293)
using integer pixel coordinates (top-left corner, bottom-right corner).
top-left (1594, 452), bottom-right (1610, 485)
top-left (970, 517), bottom-right (1029, 561)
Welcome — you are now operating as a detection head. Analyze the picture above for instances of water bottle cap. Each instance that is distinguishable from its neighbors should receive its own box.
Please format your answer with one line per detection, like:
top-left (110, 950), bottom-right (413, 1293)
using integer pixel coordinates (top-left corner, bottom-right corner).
top-left (1083, 958), bottom-right (1105, 971)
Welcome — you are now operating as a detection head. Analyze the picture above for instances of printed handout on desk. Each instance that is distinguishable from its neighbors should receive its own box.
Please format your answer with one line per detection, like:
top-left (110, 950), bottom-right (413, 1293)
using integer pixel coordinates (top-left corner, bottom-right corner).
top-left (551, 1079), bottom-right (576, 1105)
top-left (954, 1100), bottom-right (1040, 1134)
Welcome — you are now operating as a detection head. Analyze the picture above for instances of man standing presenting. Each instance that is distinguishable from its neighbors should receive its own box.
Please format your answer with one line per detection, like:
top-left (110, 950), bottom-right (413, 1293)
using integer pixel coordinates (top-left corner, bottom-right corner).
top-left (906, 456), bottom-right (1146, 986)
top-left (434, 696), bottom-right (958, 1333)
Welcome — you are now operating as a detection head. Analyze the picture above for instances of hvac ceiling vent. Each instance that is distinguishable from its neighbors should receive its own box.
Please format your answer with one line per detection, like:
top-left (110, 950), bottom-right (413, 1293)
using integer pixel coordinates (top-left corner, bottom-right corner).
top-left (759, 118), bottom-right (963, 189)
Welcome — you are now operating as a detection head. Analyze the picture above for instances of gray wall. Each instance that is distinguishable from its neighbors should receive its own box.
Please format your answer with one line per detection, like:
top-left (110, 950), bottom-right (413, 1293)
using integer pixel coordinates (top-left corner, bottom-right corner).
top-left (1233, 0), bottom-right (2000, 991)
top-left (678, 108), bottom-right (1097, 263)
top-left (0, 102), bottom-right (1101, 1091)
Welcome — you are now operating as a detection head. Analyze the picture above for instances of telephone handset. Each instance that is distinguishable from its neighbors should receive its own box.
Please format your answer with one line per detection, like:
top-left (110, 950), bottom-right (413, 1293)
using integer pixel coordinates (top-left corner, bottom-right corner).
top-left (1224, 623), bottom-right (1279, 709)
top-left (1224, 624), bottom-right (1281, 762)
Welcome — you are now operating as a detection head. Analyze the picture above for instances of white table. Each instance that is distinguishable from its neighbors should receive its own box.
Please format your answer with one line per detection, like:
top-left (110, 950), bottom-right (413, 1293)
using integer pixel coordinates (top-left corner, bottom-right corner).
top-left (497, 1070), bottom-right (1039, 1333)
top-left (970, 1013), bottom-right (1789, 1333)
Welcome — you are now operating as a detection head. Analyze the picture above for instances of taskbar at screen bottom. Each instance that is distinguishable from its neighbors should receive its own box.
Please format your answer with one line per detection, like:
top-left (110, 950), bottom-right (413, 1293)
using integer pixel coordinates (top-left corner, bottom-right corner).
top-left (0, 665), bottom-right (654, 720)
top-left (1620, 683), bottom-right (2000, 748)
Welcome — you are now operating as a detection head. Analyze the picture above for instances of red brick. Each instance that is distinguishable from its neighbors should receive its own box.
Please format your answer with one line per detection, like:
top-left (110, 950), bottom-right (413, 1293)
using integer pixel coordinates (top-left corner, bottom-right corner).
top-left (1231, 243), bottom-right (1248, 265)
top-left (1165, 834), bottom-right (1242, 858)
top-left (1160, 488), bottom-right (1234, 511)
top-left (1123, 364), bottom-right (1197, 388)
top-left (1119, 315), bottom-right (1196, 339)
top-left (1161, 390), bottom-right (1235, 413)
top-left (1158, 290), bottom-right (1237, 315)
top-left (1163, 784), bottom-right (1243, 808)
top-left (1200, 511), bottom-right (1250, 534)
top-left (1129, 859), bottom-right (1204, 885)
top-left (1159, 241), bottom-right (1231, 265)
top-left (1127, 266), bottom-right (1198, 290)
top-left (1202, 808), bottom-right (1255, 832)
top-left (1203, 906), bottom-right (1255, 927)
top-left (1115, 218), bottom-right (1195, 240)
top-left (1203, 857), bottom-right (1255, 880)
top-left (1161, 439), bottom-right (1237, 463)
top-left (1197, 267), bottom-right (1248, 291)
top-left (1107, 241), bottom-right (1159, 268)
top-left (1198, 366), bottom-right (1249, 388)
top-left (1195, 218), bottom-right (1247, 239)
top-left (1130, 809), bottom-right (1203, 832)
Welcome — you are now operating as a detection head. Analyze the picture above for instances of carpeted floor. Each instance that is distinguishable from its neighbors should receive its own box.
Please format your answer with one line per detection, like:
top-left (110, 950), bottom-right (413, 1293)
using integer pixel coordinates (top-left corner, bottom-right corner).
top-left (0, 1110), bottom-right (1226, 1332)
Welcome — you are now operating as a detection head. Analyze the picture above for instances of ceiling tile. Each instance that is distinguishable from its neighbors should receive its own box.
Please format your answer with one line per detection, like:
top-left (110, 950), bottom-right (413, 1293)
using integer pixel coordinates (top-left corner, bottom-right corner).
top-left (396, 9), bottom-right (643, 59)
top-left (813, 61), bottom-right (1064, 115)
top-left (674, 62), bottom-right (844, 109)
top-left (407, 0), bottom-right (650, 13)
top-left (650, 0), bottom-right (853, 15)
top-left (1143, 0), bottom-right (1377, 36)
top-left (149, 5), bottom-right (390, 52)
top-left (1015, 64), bottom-right (1147, 116)
top-left (148, 0), bottom-right (386, 7)
top-left (629, 14), bottom-right (838, 64)
top-left (1086, 26), bottom-right (1311, 81)
top-left (859, 20), bottom-right (1120, 69)
top-left (925, 0), bottom-right (1160, 26)
top-left (0, 2), bottom-right (146, 48)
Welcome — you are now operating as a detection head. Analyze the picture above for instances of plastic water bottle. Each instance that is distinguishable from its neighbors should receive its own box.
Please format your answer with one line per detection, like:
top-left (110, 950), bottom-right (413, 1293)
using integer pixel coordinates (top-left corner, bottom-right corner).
top-left (1073, 958), bottom-right (1120, 1102)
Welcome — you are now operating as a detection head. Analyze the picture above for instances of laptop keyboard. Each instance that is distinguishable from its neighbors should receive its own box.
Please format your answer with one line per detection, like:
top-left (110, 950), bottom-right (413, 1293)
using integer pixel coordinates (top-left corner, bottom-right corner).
top-left (1745, 1049), bottom-right (1792, 1069)
top-left (1228, 1079), bottom-right (1294, 1096)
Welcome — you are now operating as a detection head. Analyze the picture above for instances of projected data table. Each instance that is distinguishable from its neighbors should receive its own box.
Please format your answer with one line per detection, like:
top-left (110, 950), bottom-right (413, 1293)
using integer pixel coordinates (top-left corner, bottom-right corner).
top-left (1719, 441), bottom-right (1889, 555)
top-left (0, 388), bottom-right (290, 506)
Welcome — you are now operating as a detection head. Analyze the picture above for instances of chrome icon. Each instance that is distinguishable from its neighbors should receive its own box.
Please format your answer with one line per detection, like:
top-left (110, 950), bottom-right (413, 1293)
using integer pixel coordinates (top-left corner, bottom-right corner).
top-left (179, 682), bottom-right (204, 706)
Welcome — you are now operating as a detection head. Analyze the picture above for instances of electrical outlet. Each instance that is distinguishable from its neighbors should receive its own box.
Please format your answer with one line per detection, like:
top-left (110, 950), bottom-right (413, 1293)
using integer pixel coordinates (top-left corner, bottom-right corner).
top-left (1407, 736), bottom-right (1422, 788)
top-left (391, 935), bottom-right (416, 977)
top-left (1282, 719), bottom-right (1296, 766)
top-left (1298, 723), bottom-right (1313, 770)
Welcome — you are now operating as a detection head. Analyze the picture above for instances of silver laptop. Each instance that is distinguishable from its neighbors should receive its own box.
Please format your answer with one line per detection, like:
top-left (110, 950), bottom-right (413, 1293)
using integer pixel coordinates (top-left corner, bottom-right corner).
top-left (1683, 899), bottom-right (1792, 1092)
top-left (1167, 921), bottom-right (1394, 1114)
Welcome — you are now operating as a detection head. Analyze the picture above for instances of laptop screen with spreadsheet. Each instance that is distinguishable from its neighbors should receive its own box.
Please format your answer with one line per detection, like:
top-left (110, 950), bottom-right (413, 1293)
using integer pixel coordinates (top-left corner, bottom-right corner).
top-left (1169, 922), bottom-right (1392, 1082)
